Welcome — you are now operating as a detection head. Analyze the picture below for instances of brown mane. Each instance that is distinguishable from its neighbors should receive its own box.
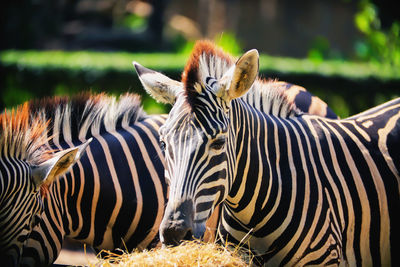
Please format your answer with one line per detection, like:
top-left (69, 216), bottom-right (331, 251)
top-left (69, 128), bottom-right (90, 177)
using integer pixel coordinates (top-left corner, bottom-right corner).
top-left (182, 40), bottom-right (234, 107)
top-left (0, 103), bottom-right (50, 164)
top-left (181, 41), bottom-right (299, 117)
top-left (1, 92), bottom-right (144, 164)
top-left (28, 92), bottom-right (145, 145)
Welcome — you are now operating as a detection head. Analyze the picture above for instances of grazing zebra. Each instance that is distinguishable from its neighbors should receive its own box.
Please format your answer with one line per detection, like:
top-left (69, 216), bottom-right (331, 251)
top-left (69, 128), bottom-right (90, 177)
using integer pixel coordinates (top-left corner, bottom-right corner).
top-left (19, 93), bottom-right (168, 266)
top-left (18, 65), bottom-right (335, 265)
top-left (0, 104), bottom-right (90, 266)
top-left (19, 90), bottom-right (334, 267)
top-left (135, 41), bottom-right (400, 266)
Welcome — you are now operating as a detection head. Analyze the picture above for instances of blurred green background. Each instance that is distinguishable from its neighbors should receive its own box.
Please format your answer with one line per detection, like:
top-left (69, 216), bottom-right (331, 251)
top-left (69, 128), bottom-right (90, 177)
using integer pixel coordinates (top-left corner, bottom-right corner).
top-left (1, 0), bottom-right (399, 118)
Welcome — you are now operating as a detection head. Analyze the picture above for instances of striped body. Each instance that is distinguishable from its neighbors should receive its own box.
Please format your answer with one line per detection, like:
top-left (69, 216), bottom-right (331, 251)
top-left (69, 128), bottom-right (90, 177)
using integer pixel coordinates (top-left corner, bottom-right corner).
top-left (136, 41), bottom-right (400, 266)
top-left (20, 94), bottom-right (168, 266)
top-left (14, 87), bottom-right (331, 266)
top-left (216, 97), bottom-right (399, 265)
top-left (0, 155), bottom-right (44, 265)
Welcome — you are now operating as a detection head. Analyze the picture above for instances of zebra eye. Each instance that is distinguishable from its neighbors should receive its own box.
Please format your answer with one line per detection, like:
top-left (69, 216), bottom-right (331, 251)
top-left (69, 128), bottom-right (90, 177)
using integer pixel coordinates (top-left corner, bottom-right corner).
top-left (210, 138), bottom-right (226, 150)
top-left (160, 140), bottom-right (174, 160)
top-left (160, 140), bottom-right (166, 151)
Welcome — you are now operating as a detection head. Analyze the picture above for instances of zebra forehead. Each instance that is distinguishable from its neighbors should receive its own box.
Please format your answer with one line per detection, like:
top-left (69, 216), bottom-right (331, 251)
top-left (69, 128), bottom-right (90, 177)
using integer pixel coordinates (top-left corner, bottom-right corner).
top-left (162, 104), bottom-right (226, 140)
top-left (182, 40), bottom-right (234, 108)
top-left (0, 103), bottom-right (49, 163)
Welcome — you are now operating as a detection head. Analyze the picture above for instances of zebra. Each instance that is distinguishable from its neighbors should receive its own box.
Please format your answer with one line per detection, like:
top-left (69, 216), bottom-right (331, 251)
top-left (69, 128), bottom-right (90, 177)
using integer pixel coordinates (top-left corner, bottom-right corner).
top-left (134, 41), bottom-right (400, 266)
top-left (0, 103), bottom-right (90, 266)
top-left (14, 61), bottom-right (336, 265)
top-left (19, 90), bottom-right (334, 267)
top-left (19, 93), bottom-right (169, 266)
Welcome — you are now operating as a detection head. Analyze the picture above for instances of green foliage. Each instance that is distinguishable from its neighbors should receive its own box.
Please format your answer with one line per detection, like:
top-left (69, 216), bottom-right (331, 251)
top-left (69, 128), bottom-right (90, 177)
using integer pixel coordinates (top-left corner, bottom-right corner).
top-left (142, 98), bottom-right (169, 114)
top-left (2, 86), bottom-right (34, 109)
top-left (0, 50), bottom-right (187, 71)
top-left (1, 50), bottom-right (399, 116)
top-left (177, 32), bottom-right (242, 56)
top-left (307, 36), bottom-right (330, 63)
top-left (1, 50), bottom-right (399, 81)
top-left (177, 40), bottom-right (196, 55)
top-left (307, 36), bottom-right (343, 63)
top-left (259, 54), bottom-right (398, 80)
top-left (329, 94), bottom-right (351, 118)
top-left (120, 14), bottom-right (147, 30)
top-left (354, 0), bottom-right (400, 66)
top-left (307, 0), bottom-right (400, 67)
top-left (214, 32), bottom-right (242, 56)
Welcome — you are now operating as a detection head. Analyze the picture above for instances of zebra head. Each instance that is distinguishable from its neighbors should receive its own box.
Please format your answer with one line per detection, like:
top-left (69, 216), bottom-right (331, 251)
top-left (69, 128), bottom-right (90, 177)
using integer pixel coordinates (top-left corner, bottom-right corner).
top-left (0, 105), bottom-right (91, 266)
top-left (134, 41), bottom-right (259, 245)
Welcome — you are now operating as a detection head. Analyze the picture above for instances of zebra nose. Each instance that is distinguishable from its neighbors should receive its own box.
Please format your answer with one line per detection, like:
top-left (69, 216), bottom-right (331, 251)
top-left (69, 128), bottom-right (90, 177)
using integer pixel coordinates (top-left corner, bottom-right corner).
top-left (160, 199), bottom-right (194, 245)
top-left (160, 221), bottom-right (193, 246)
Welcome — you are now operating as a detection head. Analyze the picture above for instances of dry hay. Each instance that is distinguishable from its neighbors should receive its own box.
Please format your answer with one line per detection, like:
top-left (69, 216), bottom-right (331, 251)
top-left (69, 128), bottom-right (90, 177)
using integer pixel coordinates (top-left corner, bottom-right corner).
top-left (88, 240), bottom-right (253, 267)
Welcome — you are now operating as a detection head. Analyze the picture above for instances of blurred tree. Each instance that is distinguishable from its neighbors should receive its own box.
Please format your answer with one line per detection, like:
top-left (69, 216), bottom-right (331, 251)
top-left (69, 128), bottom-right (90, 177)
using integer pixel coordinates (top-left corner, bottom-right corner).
top-left (354, 0), bottom-right (400, 66)
top-left (0, 0), bottom-right (170, 51)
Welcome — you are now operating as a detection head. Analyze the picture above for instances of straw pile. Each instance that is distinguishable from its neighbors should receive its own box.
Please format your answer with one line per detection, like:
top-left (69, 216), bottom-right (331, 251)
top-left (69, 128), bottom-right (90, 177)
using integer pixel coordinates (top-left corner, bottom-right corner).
top-left (88, 240), bottom-right (252, 267)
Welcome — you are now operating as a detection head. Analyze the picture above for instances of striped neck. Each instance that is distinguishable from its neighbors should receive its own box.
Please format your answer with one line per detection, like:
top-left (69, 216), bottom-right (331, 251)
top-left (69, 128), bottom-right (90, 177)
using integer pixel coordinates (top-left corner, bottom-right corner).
top-left (226, 99), bottom-right (297, 215)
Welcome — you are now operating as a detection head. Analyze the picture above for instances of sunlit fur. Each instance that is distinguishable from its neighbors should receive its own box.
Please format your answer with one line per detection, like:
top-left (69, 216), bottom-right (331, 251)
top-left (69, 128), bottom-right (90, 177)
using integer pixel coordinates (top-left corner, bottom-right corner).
top-left (182, 40), bottom-right (337, 119)
top-left (21, 93), bottom-right (168, 266)
top-left (0, 104), bottom-right (50, 265)
top-left (159, 42), bottom-right (400, 266)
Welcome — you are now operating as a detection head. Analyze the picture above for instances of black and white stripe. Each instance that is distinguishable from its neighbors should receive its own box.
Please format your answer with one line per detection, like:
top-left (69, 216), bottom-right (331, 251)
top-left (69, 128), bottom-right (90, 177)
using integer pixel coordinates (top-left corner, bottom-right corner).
top-left (19, 94), bottom-right (168, 266)
top-left (137, 42), bottom-right (400, 266)
top-left (1, 105), bottom-right (89, 266)
top-left (0, 157), bottom-right (43, 266)
top-left (17, 87), bottom-right (330, 266)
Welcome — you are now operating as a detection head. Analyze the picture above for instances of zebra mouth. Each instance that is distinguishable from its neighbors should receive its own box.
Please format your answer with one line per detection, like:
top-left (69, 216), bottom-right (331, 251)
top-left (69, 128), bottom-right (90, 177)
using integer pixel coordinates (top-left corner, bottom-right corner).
top-left (192, 222), bottom-right (206, 239)
top-left (183, 230), bottom-right (193, 241)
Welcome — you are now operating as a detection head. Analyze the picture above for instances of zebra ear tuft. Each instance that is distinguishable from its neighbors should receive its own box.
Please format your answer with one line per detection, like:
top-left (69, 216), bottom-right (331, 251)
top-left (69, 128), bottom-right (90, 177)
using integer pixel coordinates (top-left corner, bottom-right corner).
top-left (133, 62), bottom-right (183, 105)
top-left (218, 49), bottom-right (259, 101)
top-left (31, 138), bottom-right (92, 188)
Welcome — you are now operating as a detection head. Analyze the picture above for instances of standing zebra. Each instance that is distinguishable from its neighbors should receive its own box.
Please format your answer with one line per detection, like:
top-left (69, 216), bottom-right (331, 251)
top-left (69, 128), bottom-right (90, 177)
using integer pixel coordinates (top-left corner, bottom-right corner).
top-left (0, 104), bottom-right (90, 266)
top-left (18, 62), bottom-right (336, 265)
top-left (135, 41), bottom-right (400, 266)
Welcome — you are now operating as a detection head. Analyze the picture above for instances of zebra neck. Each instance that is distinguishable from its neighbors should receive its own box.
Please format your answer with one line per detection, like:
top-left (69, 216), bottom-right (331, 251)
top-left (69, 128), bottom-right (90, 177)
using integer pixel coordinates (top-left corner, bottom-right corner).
top-left (227, 101), bottom-right (301, 226)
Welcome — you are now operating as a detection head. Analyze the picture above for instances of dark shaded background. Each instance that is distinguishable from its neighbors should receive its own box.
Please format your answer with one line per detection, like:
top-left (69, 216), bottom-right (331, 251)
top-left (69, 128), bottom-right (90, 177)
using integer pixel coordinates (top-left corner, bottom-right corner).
top-left (0, 0), bottom-right (399, 117)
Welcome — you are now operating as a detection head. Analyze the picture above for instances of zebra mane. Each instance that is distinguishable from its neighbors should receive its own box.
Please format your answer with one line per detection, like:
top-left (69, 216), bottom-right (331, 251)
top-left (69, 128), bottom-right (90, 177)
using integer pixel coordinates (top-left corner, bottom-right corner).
top-left (182, 40), bottom-right (298, 117)
top-left (0, 103), bottom-right (50, 164)
top-left (28, 92), bottom-right (146, 145)
top-left (182, 40), bottom-right (234, 107)
top-left (243, 80), bottom-right (300, 117)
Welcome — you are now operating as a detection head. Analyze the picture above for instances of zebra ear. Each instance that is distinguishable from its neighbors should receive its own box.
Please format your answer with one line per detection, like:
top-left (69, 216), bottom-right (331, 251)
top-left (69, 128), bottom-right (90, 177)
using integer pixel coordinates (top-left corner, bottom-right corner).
top-left (218, 49), bottom-right (259, 101)
top-left (31, 138), bottom-right (92, 187)
top-left (133, 62), bottom-right (183, 105)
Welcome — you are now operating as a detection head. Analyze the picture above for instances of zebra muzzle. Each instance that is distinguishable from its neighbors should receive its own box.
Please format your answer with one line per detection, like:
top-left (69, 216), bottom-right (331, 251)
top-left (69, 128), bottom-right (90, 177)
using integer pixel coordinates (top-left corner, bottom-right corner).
top-left (160, 199), bottom-right (194, 246)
